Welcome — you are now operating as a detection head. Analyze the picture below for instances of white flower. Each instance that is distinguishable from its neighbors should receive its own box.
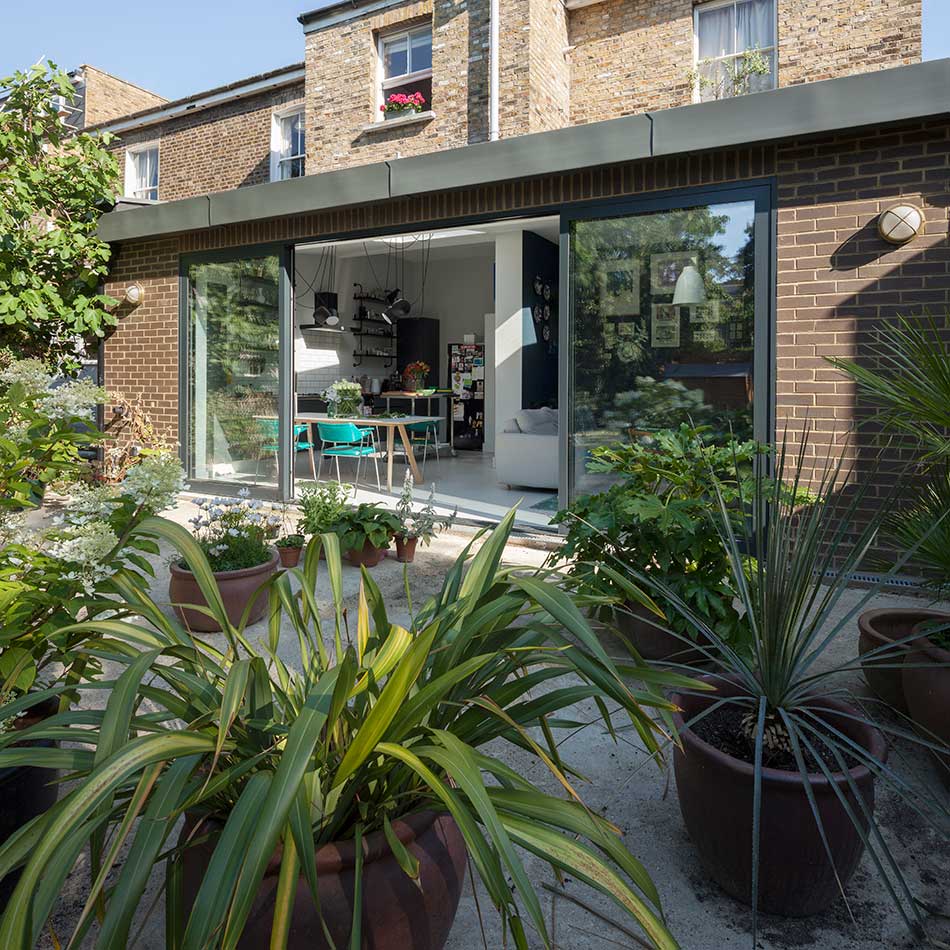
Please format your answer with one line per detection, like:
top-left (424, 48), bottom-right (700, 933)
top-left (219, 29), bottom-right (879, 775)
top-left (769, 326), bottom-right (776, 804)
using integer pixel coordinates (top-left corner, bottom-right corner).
top-left (0, 359), bottom-right (54, 392)
top-left (119, 453), bottom-right (185, 513)
top-left (38, 379), bottom-right (108, 420)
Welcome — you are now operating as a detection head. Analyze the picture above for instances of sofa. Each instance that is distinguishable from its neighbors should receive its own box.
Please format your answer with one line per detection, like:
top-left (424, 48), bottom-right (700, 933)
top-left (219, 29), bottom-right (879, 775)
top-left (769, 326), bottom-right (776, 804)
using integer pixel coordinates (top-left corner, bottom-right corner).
top-left (495, 407), bottom-right (559, 490)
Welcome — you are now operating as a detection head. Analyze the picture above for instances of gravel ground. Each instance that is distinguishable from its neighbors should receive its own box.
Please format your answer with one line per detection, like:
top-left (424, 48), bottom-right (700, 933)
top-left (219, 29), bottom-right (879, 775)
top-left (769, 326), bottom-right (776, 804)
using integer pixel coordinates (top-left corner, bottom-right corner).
top-left (31, 496), bottom-right (950, 950)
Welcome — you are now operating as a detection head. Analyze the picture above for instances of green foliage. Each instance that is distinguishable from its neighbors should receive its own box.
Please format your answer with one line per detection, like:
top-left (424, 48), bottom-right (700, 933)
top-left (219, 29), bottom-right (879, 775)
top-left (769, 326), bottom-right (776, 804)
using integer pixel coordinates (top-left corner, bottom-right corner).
top-left (829, 313), bottom-right (950, 587)
top-left (395, 471), bottom-right (456, 544)
top-left (613, 431), bottom-right (950, 941)
top-left (0, 62), bottom-right (120, 372)
top-left (186, 492), bottom-right (279, 573)
top-left (0, 367), bottom-right (184, 707)
top-left (0, 359), bottom-right (104, 511)
top-left (335, 502), bottom-right (402, 553)
top-left (0, 512), bottom-right (693, 949)
top-left (692, 48), bottom-right (773, 101)
top-left (554, 425), bottom-right (758, 647)
top-left (298, 480), bottom-right (351, 536)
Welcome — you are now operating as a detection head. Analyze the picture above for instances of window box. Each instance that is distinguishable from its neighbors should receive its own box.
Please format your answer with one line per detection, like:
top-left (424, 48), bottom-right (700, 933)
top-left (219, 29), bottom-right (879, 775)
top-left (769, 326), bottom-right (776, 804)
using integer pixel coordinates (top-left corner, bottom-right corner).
top-left (377, 24), bottom-right (433, 123)
top-left (362, 110), bottom-right (435, 134)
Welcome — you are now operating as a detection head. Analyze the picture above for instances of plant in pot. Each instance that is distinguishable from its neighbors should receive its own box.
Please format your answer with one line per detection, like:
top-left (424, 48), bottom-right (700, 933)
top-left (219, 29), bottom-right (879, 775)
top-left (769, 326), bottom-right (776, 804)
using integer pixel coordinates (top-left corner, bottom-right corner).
top-left (402, 359), bottom-right (430, 393)
top-left (552, 424), bottom-right (757, 662)
top-left (0, 512), bottom-right (691, 949)
top-left (394, 471), bottom-right (456, 562)
top-left (381, 90), bottom-right (426, 118)
top-left (829, 314), bottom-right (950, 734)
top-left (323, 379), bottom-right (363, 418)
top-left (610, 430), bottom-right (950, 940)
top-left (172, 489), bottom-right (281, 631)
top-left (335, 502), bottom-right (402, 567)
top-left (297, 480), bottom-right (351, 553)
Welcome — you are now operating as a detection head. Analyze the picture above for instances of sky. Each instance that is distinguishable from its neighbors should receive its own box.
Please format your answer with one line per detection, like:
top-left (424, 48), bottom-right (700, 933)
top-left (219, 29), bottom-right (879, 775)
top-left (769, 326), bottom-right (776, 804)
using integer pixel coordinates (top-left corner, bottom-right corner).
top-left (0, 0), bottom-right (947, 102)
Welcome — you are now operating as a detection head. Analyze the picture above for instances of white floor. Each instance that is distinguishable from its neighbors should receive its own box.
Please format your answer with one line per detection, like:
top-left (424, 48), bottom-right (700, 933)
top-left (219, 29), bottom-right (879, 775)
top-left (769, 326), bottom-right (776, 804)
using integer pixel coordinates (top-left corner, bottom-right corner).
top-left (294, 447), bottom-right (558, 530)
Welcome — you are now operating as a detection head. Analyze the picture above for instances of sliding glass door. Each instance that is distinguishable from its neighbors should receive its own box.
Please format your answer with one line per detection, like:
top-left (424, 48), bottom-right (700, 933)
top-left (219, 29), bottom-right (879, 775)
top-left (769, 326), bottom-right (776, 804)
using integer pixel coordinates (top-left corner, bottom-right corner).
top-left (183, 248), bottom-right (290, 495)
top-left (563, 184), bottom-right (771, 498)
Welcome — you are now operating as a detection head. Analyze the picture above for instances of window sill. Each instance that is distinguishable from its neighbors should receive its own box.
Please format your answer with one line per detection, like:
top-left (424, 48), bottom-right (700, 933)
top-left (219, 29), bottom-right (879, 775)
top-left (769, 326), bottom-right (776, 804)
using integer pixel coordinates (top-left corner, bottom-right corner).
top-left (362, 110), bottom-right (435, 134)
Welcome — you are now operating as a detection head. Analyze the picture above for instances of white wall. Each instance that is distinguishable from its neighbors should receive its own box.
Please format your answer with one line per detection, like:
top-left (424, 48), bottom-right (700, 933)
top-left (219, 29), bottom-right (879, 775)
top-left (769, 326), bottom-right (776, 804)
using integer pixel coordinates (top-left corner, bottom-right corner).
top-left (493, 229), bottom-right (525, 449)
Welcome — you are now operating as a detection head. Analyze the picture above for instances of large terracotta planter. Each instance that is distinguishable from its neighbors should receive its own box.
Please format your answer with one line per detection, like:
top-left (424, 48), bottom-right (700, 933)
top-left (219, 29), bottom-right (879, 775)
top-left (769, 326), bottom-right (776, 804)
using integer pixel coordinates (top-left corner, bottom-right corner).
top-left (345, 540), bottom-right (389, 568)
top-left (857, 608), bottom-right (950, 713)
top-left (902, 630), bottom-right (950, 788)
top-left (395, 536), bottom-right (418, 563)
top-left (614, 603), bottom-right (705, 664)
top-left (672, 676), bottom-right (886, 917)
top-left (0, 698), bottom-right (59, 909)
top-left (169, 549), bottom-right (279, 632)
top-left (180, 810), bottom-right (467, 949)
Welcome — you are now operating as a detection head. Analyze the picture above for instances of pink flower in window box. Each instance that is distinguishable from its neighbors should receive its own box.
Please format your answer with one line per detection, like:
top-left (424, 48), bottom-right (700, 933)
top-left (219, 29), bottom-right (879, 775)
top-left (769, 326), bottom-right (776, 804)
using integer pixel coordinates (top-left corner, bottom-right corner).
top-left (381, 91), bottom-right (427, 115)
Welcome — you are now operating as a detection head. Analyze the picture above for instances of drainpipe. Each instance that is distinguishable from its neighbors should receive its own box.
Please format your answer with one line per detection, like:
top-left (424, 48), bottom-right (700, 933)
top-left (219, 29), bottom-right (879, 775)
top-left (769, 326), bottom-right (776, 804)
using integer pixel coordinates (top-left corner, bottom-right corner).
top-left (489, 0), bottom-right (500, 141)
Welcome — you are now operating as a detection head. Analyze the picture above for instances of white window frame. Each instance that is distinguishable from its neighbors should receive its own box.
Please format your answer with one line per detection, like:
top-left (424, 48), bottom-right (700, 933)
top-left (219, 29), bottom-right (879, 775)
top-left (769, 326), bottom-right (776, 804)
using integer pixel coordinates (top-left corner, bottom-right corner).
top-left (124, 143), bottom-right (160, 201)
top-left (376, 24), bottom-right (433, 121)
top-left (270, 105), bottom-right (306, 182)
top-left (692, 0), bottom-right (777, 103)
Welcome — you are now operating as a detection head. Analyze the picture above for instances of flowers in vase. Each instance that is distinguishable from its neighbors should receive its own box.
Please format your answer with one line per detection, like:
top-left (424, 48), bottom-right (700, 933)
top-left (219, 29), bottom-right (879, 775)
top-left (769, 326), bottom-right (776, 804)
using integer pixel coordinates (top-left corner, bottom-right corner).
top-left (323, 379), bottom-right (363, 416)
top-left (403, 360), bottom-right (430, 390)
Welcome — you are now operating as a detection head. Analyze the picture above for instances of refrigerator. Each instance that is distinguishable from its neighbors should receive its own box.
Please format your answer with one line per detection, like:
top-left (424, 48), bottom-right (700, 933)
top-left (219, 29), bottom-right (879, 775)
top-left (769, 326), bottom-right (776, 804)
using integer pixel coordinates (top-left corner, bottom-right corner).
top-left (448, 342), bottom-right (485, 451)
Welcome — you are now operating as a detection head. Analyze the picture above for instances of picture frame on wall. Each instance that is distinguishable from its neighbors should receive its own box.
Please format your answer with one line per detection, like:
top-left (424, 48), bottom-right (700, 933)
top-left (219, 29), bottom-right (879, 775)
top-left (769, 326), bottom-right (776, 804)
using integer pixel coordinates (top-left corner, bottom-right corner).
top-left (651, 303), bottom-right (681, 348)
top-left (650, 251), bottom-right (694, 294)
top-left (599, 259), bottom-right (641, 317)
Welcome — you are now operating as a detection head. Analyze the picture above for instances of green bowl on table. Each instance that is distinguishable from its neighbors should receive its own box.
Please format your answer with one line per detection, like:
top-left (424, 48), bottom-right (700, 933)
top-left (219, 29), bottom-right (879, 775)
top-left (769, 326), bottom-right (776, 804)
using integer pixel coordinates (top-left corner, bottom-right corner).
top-left (416, 388), bottom-right (436, 396)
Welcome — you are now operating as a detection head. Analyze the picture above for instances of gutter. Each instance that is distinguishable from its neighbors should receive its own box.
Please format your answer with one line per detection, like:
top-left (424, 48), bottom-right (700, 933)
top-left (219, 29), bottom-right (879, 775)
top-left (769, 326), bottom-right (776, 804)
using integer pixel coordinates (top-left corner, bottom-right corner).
top-left (97, 57), bottom-right (950, 244)
top-left (489, 0), bottom-right (500, 141)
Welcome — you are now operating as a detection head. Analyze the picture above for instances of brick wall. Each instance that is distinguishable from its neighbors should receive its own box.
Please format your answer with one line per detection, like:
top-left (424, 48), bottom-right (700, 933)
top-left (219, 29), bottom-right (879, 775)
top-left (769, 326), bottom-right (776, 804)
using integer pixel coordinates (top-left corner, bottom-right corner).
top-left (105, 116), bottom-right (950, 517)
top-left (81, 66), bottom-right (166, 128)
top-left (109, 81), bottom-right (305, 202)
top-left (304, 0), bottom-right (492, 175)
top-left (567, 0), bottom-right (921, 128)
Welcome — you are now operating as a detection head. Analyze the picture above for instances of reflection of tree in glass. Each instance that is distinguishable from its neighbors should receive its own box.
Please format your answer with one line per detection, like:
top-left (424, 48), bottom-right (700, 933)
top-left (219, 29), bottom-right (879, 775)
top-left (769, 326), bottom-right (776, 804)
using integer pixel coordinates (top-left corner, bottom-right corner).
top-left (570, 204), bottom-right (754, 447)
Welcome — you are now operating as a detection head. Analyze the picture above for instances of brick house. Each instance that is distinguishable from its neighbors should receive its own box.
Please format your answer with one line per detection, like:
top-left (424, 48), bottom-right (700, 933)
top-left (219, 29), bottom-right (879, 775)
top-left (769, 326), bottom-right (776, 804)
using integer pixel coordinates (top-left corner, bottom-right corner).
top-left (90, 0), bottom-right (942, 527)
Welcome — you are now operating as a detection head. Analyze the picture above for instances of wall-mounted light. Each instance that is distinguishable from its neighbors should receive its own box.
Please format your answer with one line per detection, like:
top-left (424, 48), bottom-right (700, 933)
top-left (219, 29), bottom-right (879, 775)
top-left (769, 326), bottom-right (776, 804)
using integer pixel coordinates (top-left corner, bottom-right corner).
top-left (878, 204), bottom-right (924, 245)
top-left (123, 282), bottom-right (145, 306)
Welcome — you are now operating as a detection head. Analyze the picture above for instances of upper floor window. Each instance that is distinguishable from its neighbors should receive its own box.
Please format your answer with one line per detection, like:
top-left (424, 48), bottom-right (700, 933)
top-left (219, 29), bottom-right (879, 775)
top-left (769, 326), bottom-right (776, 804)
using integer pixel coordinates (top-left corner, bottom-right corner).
top-left (378, 25), bottom-right (432, 120)
top-left (694, 0), bottom-right (776, 101)
top-left (125, 145), bottom-right (159, 201)
top-left (271, 107), bottom-right (305, 181)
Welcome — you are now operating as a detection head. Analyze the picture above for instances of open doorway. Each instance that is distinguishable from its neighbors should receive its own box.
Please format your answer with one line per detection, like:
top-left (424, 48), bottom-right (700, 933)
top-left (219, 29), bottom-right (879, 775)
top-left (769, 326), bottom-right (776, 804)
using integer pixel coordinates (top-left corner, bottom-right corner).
top-left (291, 216), bottom-right (560, 528)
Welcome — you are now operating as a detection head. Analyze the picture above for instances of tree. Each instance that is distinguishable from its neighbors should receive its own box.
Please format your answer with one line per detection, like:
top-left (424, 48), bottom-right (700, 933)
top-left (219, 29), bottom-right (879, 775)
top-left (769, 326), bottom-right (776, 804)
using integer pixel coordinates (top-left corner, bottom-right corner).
top-left (0, 62), bottom-right (120, 373)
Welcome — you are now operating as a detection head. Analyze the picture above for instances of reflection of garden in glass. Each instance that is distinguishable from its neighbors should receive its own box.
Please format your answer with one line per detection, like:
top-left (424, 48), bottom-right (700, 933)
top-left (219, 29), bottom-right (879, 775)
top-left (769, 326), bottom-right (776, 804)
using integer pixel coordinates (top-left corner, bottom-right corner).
top-left (187, 255), bottom-right (281, 488)
top-left (570, 201), bottom-right (756, 494)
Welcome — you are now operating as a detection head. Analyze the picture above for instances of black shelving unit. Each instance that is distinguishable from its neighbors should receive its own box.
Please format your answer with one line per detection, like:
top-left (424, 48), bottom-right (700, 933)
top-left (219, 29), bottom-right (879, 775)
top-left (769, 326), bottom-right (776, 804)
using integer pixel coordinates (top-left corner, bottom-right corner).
top-left (351, 296), bottom-right (396, 368)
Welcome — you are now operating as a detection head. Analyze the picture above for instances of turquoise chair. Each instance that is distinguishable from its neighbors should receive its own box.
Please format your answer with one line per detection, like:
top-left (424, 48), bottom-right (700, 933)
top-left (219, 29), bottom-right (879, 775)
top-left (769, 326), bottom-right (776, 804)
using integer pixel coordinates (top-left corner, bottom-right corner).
top-left (257, 419), bottom-right (317, 480)
top-left (404, 420), bottom-right (440, 471)
top-left (317, 421), bottom-right (381, 490)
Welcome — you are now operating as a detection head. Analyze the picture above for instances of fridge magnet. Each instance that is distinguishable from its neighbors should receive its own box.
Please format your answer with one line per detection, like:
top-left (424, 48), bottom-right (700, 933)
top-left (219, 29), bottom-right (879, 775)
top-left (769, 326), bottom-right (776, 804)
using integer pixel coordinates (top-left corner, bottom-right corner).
top-left (650, 252), bottom-right (694, 294)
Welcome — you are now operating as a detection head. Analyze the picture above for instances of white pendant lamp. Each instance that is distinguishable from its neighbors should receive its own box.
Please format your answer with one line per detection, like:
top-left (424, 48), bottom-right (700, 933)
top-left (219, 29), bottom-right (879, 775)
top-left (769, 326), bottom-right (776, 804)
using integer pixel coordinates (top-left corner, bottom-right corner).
top-left (672, 261), bottom-right (707, 306)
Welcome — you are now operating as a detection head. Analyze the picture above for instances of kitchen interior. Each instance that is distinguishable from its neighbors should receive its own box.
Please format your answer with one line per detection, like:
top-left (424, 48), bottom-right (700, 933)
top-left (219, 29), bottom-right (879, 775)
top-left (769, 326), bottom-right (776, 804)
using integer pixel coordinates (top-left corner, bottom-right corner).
top-left (292, 216), bottom-right (560, 527)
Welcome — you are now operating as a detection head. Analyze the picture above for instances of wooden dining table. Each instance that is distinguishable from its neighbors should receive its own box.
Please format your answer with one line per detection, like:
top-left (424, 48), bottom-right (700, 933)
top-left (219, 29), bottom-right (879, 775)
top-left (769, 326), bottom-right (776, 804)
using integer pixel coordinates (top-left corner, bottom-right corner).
top-left (294, 412), bottom-right (443, 492)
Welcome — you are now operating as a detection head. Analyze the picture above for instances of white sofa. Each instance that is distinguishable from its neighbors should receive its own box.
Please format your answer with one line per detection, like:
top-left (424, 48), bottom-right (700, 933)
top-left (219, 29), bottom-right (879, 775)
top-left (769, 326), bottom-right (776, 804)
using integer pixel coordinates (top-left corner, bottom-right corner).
top-left (495, 407), bottom-right (559, 490)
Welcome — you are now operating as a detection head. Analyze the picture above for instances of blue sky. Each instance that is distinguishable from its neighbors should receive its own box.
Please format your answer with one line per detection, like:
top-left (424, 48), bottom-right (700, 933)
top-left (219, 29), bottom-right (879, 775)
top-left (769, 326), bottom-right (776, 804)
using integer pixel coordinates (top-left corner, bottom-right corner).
top-left (1, 0), bottom-right (948, 102)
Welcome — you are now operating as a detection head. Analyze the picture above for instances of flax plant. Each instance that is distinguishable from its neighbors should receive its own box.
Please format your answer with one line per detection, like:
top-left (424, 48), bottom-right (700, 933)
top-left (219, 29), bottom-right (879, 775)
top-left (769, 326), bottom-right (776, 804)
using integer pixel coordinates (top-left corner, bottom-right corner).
top-left (0, 511), bottom-right (691, 949)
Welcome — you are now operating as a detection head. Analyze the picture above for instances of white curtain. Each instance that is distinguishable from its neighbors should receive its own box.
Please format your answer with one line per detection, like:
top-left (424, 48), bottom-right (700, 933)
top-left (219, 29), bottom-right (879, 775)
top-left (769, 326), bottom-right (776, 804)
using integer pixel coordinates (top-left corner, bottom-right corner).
top-left (698, 4), bottom-right (735, 59)
top-left (737, 0), bottom-right (773, 50)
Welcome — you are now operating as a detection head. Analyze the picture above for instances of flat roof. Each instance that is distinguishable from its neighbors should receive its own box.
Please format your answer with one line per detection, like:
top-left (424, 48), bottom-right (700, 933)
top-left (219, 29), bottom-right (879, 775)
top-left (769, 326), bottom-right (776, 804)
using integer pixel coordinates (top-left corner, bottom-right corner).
top-left (98, 57), bottom-right (950, 244)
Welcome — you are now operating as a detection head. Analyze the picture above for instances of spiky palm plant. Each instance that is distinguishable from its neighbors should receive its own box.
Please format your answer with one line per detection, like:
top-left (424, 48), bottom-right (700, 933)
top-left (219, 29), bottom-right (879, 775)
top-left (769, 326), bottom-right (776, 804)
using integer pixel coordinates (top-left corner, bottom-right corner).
top-left (0, 511), bottom-right (692, 949)
top-left (604, 432), bottom-right (950, 944)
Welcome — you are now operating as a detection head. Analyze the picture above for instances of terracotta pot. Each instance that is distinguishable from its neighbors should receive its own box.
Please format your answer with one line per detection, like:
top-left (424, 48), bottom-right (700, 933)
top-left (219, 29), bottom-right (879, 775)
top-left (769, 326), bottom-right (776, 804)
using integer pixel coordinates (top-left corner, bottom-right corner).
top-left (0, 698), bottom-right (59, 909)
top-left (277, 545), bottom-right (303, 568)
top-left (180, 810), bottom-right (467, 949)
top-left (344, 540), bottom-right (389, 568)
top-left (395, 536), bottom-right (417, 563)
top-left (902, 629), bottom-right (950, 788)
top-left (672, 676), bottom-right (886, 917)
top-left (857, 608), bottom-right (950, 713)
top-left (169, 549), bottom-right (279, 632)
top-left (614, 603), bottom-right (706, 664)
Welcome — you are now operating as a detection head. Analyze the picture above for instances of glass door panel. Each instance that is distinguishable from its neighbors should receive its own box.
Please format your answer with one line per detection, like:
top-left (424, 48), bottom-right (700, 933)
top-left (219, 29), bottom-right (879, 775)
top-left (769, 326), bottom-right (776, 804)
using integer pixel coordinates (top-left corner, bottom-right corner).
top-left (187, 254), bottom-right (281, 491)
top-left (568, 195), bottom-right (764, 497)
